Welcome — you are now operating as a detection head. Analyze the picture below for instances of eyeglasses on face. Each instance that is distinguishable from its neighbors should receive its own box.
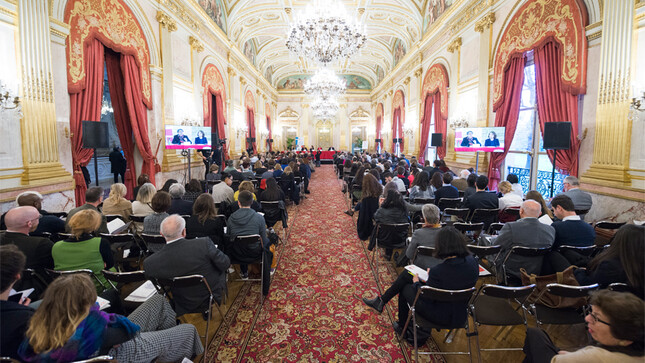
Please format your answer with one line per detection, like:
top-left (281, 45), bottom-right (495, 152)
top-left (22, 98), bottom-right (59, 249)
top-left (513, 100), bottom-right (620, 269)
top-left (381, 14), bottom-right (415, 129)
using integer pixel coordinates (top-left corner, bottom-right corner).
top-left (588, 311), bottom-right (611, 326)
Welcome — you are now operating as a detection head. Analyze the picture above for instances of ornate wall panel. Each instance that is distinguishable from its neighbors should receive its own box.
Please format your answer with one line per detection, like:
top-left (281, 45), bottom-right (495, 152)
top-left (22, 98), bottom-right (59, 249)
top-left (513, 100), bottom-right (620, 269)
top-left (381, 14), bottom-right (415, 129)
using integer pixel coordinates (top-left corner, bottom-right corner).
top-left (65, 0), bottom-right (153, 108)
top-left (420, 63), bottom-right (450, 120)
top-left (492, 0), bottom-right (588, 109)
top-left (202, 63), bottom-right (227, 124)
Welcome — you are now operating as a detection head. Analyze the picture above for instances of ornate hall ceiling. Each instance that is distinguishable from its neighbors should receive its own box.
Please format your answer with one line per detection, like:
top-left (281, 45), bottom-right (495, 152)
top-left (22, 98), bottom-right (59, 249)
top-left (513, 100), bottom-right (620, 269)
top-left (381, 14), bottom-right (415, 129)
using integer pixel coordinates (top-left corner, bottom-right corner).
top-left (194, 0), bottom-right (434, 89)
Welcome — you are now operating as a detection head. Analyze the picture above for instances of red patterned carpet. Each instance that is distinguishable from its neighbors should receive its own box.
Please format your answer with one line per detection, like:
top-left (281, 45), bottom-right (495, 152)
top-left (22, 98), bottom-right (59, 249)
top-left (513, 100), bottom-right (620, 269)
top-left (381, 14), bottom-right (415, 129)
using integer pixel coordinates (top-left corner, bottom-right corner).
top-left (206, 165), bottom-right (444, 362)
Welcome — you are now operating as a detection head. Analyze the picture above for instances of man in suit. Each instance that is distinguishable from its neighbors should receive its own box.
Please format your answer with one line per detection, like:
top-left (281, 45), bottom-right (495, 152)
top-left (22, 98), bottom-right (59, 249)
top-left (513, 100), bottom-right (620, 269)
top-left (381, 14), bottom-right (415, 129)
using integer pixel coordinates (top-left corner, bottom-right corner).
top-left (108, 147), bottom-right (126, 184)
top-left (0, 206), bottom-right (54, 295)
top-left (66, 187), bottom-right (108, 234)
top-left (144, 214), bottom-right (230, 316)
top-left (171, 129), bottom-right (191, 145)
top-left (551, 176), bottom-right (593, 219)
top-left (434, 172), bottom-right (460, 205)
top-left (167, 183), bottom-right (193, 216)
top-left (460, 131), bottom-right (481, 147)
top-left (463, 175), bottom-right (499, 227)
top-left (494, 200), bottom-right (555, 283)
top-left (451, 170), bottom-right (470, 191)
top-left (0, 192), bottom-right (64, 237)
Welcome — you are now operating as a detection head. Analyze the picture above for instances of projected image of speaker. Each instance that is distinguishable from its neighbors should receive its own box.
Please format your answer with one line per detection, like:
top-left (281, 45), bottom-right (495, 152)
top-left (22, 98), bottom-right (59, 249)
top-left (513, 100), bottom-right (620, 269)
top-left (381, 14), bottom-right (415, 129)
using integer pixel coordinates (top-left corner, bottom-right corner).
top-left (543, 122), bottom-right (571, 150)
top-left (81, 121), bottom-right (109, 149)
top-left (430, 133), bottom-right (442, 147)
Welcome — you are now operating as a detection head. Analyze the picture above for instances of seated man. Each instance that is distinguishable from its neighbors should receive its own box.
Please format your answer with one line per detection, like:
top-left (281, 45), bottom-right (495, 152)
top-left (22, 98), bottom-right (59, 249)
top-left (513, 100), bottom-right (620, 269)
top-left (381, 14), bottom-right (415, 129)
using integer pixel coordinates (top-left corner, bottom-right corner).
top-left (167, 183), bottom-right (193, 216)
top-left (227, 191), bottom-right (272, 295)
top-left (0, 192), bottom-right (65, 237)
top-left (383, 172), bottom-right (406, 193)
top-left (451, 170), bottom-right (470, 192)
top-left (551, 195), bottom-right (595, 249)
top-left (396, 166), bottom-right (410, 189)
top-left (0, 206), bottom-right (54, 295)
top-left (494, 200), bottom-right (555, 284)
top-left (434, 172), bottom-right (460, 205)
top-left (143, 215), bottom-right (230, 317)
top-left (212, 172), bottom-right (235, 204)
top-left (66, 186), bottom-right (108, 234)
top-left (551, 175), bottom-right (593, 219)
top-left (0, 245), bottom-right (35, 360)
top-left (463, 175), bottom-right (499, 228)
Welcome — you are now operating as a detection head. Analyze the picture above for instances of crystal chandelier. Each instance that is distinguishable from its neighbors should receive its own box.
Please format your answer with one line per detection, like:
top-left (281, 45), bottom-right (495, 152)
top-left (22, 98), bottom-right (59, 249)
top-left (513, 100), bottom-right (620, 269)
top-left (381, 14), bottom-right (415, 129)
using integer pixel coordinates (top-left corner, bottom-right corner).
top-left (311, 96), bottom-right (340, 119)
top-left (0, 80), bottom-right (20, 112)
top-left (304, 68), bottom-right (346, 98)
top-left (286, 0), bottom-right (367, 65)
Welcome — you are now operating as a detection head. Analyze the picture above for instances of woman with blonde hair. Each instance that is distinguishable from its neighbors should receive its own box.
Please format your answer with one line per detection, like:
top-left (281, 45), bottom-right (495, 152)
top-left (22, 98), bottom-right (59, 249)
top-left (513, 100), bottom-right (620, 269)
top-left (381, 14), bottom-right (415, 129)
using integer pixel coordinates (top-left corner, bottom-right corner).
top-left (234, 180), bottom-right (257, 201)
top-left (102, 183), bottom-right (132, 221)
top-left (19, 274), bottom-right (203, 362)
top-left (51, 209), bottom-right (114, 291)
top-left (132, 182), bottom-right (156, 216)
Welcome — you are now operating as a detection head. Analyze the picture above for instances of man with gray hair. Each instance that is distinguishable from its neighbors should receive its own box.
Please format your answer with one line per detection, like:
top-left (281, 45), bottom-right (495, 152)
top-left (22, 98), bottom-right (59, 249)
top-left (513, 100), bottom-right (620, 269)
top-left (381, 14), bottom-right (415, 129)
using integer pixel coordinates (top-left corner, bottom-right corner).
top-left (168, 183), bottom-right (193, 216)
top-left (144, 214), bottom-right (230, 316)
top-left (494, 200), bottom-right (555, 284)
top-left (405, 204), bottom-right (443, 270)
top-left (451, 169), bottom-right (470, 191)
top-left (551, 176), bottom-right (592, 218)
top-left (0, 191), bottom-right (65, 237)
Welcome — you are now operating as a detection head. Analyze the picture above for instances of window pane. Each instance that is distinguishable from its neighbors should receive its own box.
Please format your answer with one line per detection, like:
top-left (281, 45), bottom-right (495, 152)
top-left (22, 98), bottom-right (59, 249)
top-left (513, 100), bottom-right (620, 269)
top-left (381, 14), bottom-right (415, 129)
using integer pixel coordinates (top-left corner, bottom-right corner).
top-left (505, 152), bottom-right (532, 195)
top-left (536, 153), bottom-right (568, 198)
top-left (520, 64), bottom-right (536, 108)
top-left (509, 110), bottom-right (534, 152)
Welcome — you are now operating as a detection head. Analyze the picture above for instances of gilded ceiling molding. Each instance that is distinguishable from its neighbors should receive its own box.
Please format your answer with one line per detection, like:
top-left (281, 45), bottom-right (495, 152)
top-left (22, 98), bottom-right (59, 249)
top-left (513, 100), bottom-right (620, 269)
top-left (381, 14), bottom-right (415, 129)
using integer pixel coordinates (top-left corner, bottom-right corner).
top-left (279, 106), bottom-right (299, 118)
top-left (492, 0), bottom-right (587, 109)
top-left (65, 0), bottom-right (153, 108)
top-left (414, 68), bottom-right (423, 78)
top-left (474, 12), bottom-right (496, 32)
top-left (447, 37), bottom-right (462, 53)
top-left (189, 36), bottom-right (204, 52)
top-left (156, 11), bottom-right (177, 32)
top-left (158, 0), bottom-right (200, 32)
top-left (202, 64), bottom-right (227, 125)
top-left (349, 106), bottom-right (370, 118)
top-left (239, 76), bottom-right (246, 85)
top-left (420, 63), bottom-right (450, 121)
top-left (403, 77), bottom-right (411, 85)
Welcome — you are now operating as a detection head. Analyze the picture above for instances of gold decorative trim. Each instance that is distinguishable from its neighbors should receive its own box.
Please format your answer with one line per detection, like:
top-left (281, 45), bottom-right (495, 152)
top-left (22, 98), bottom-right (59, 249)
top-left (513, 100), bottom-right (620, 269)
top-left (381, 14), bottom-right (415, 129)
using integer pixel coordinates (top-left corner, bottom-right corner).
top-left (158, 0), bottom-right (200, 32)
top-left (403, 77), bottom-right (411, 85)
top-left (587, 31), bottom-right (602, 41)
top-left (49, 17), bottom-right (69, 29)
top-left (447, 37), bottom-right (462, 53)
top-left (414, 68), bottom-right (423, 78)
top-left (188, 36), bottom-right (204, 52)
top-left (0, 5), bottom-right (17, 17)
top-left (156, 11), bottom-right (177, 32)
top-left (474, 12), bottom-right (496, 32)
top-left (449, 0), bottom-right (495, 35)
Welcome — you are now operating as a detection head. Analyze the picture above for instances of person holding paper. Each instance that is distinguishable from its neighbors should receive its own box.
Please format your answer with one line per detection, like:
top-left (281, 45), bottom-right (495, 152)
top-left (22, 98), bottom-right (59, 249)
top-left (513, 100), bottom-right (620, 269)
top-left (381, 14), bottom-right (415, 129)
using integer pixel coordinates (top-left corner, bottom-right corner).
top-left (362, 226), bottom-right (478, 335)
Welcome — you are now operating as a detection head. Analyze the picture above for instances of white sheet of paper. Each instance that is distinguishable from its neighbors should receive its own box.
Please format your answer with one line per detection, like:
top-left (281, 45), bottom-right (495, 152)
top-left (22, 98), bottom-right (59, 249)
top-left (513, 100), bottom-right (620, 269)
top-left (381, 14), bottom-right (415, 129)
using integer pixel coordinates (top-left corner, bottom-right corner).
top-left (404, 265), bottom-right (429, 282)
top-left (9, 288), bottom-right (34, 302)
top-left (125, 280), bottom-right (157, 302)
top-left (538, 214), bottom-right (553, 225)
top-left (479, 265), bottom-right (492, 276)
top-left (107, 218), bottom-right (126, 234)
top-left (96, 296), bottom-right (111, 310)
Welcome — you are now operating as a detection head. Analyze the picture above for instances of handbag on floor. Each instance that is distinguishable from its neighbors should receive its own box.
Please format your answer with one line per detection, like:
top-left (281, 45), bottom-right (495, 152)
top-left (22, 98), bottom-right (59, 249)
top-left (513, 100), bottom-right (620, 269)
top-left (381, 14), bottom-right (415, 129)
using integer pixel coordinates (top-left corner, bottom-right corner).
top-left (520, 265), bottom-right (586, 309)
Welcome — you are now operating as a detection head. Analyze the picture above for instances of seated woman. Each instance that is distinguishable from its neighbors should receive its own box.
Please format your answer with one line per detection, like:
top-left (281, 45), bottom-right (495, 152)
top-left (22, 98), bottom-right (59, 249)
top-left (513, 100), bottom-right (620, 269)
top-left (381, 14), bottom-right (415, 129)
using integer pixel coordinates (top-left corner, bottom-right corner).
top-left (279, 166), bottom-right (300, 205)
top-left (409, 171), bottom-right (433, 202)
top-left (369, 189), bottom-right (410, 259)
top-left (272, 163), bottom-right (284, 178)
top-left (363, 226), bottom-right (478, 333)
top-left (354, 174), bottom-right (383, 240)
top-left (523, 289), bottom-right (644, 362)
top-left (51, 210), bottom-right (115, 291)
top-left (574, 224), bottom-right (644, 298)
top-left (143, 191), bottom-right (172, 235)
top-left (497, 181), bottom-right (523, 222)
top-left (102, 183), bottom-right (132, 221)
top-left (160, 178), bottom-right (177, 193)
top-left (131, 182), bottom-right (156, 216)
top-left (253, 160), bottom-right (267, 175)
top-left (525, 190), bottom-right (554, 220)
top-left (132, 174), bottom-right (149, 201)
top-left (206, 164), bottom-right (221, 181)
top-left (259, 177), bottom-right (286, 203)
top-left (18, 274), bottom-right (203, 362)
top-left (405, 204), bottom-right (443, 269)
top-left (230, 181), bottom-right (262, 214)
top-left (186, 193), bottom-right (225, 247)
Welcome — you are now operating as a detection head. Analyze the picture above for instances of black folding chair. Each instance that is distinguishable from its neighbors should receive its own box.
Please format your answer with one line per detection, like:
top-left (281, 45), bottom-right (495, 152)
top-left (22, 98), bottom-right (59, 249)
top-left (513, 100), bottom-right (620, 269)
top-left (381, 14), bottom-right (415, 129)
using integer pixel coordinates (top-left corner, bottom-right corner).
top-left (45, 268), bottom-right (109, 291)
top-left (469, 208), bottom-right (499, 228)
top-left (411, 245), bottom-right (435, 266)
top-left (22, 268), bottom-right (51, 293)
top-left (594, 221), bottom-right (625, 231)
top-left (500, 246), bottom-right (551, 285)
top-left (140, 233), bottom-right (167, 254)
top-left (105, 215), bottom-right (124, 223)
top-left (467, 245), bottom-right (502, 276)
top-left (154, 274), bottom-right (224, 344)
top-left (487, 222), bottom-right (505, 235)
top-left (470, 284), bottom-right (536, 362)
top-left (370, 223), bottom-right (410, 292)
top-left (607, 282), bottom-right (631, 293)
top-left (100, 233), bottom-right (141, 271)
top-left (50, 211), bottom-right (68, 219)
top-left (400, 286), bottom-right (476, 362)
top-left (71, 356), bottom-right (116, 363)
top-left (260, 201), bottom-right (288, 236)
top-left (557, 245), bottom-right (596, 256)
top-left (129, 215), bottom-right (146, 224)
top-left (437, 198), bottom-right (462, 212)
top-left (443, 208), bottom-right (470, 222)
top-left (102, 270), bottom-right (147, 290)
top-left (453, 222), bottom-right (484, 240)
top-left (230, 234), bottom-right (266, 298)
top-left (410, 197), bottom-right (434, 205)
top-left (531, 283), bottom-right (599, 328)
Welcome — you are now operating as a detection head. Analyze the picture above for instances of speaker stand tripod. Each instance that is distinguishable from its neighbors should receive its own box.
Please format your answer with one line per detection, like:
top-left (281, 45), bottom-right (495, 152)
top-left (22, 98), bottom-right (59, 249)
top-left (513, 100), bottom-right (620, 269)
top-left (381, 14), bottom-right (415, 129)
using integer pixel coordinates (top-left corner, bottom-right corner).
top-left (549, 149), bottom-right (557, 198)
top-left (181, 149), bottom-right (192, 183)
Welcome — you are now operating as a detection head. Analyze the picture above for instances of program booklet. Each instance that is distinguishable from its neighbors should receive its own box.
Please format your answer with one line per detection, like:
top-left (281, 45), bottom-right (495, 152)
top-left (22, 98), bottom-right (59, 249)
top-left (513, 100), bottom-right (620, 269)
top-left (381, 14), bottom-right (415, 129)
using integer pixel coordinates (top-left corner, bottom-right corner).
top-left (404, 265), bottom-right (428, 282)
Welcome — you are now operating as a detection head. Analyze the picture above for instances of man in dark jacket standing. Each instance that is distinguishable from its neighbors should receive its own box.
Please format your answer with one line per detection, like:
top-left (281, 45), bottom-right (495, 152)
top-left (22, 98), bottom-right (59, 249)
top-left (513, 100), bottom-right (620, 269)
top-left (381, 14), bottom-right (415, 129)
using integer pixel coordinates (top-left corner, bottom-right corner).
top-left (227, 191), bottom-right (272, 295)
top-left (109, 147), bottom-right (126, 183)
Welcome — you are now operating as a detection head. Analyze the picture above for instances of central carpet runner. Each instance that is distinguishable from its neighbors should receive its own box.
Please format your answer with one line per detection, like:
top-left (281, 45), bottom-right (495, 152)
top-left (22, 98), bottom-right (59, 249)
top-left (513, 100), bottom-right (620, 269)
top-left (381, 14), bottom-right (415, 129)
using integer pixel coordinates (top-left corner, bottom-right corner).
top-left (207, 165), bottom-right (444, 362)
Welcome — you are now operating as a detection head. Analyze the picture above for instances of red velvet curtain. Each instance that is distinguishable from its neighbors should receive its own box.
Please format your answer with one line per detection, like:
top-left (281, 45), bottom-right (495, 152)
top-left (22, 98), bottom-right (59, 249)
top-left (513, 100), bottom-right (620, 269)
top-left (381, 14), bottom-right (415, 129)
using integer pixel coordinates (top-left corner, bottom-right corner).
top-left (534, 41), bottom-right (580, 176)
top-left (392, 107), bottom-right (403, 152)
top-left (120, 54), bottom-right (160, 183)
top-left (69, 39), bottom-right (104, 206)
top-left (418, 94), bottom-right (434, 162)
top-left (105, 50), bottom-right (135, 200)
top-left (375, 115), bottom-right (382, 152)
top-left (266, 116), bottom-right (272, 151)
top-left (487, 56), bottom-right (527, 190)
top-left (205, 93), bottom-right (229, 159)
top-left (434, 92), bottom-right (447, 160)
top-left (246, 107), bottom-right (256, 154)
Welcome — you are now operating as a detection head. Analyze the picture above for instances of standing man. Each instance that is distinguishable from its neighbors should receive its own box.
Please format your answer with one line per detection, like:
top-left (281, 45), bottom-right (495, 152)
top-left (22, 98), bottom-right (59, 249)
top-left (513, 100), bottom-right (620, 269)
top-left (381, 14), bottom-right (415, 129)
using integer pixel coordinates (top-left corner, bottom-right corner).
top-left (315, 149), bottom-right (322, 167)
top-left (109, 147), bottom-right (126, 184)
top-left (198, 148), bottom-right (212, 180)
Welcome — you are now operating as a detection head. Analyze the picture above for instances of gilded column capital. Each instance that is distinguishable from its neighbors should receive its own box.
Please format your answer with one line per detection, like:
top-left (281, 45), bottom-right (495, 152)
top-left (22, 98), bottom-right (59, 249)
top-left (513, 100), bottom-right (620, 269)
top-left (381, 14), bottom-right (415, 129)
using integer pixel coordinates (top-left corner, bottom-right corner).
top-left (239, 76), bottom-right (246, 85)
top-left (414, 67), bottom-right (423, 78)
top-left (188, 36), bottom-right (204, 52)
top-left (474, 12), bottom-right (496, 33)
top-left (156, 11), bottom-right (177, 32)
top-left (227, 67), bottom-right (237, 77)
top-left (403, 76), bottom-right (411, 85)
top-left (388, 89), bottom-right (394, 97)
top-left (256, 89), bottom-right (261, 96)
top-left (447, 37), bottom-right (462, 53)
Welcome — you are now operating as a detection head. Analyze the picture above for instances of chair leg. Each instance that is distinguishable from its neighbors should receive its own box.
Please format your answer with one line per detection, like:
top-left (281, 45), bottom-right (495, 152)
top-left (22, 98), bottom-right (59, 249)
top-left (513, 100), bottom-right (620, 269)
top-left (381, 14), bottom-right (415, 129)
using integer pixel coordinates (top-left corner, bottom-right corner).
top-left (466, 325), bottom-right (474, 363)
top-left (413, 309), bottom-right (418, 363)
top-left (474, 324), bottom-right (483, 363)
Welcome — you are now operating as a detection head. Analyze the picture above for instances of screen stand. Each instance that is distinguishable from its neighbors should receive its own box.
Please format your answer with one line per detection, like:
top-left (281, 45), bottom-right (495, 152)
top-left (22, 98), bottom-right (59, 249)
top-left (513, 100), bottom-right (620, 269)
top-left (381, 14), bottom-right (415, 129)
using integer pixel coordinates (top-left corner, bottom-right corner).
top-left (475, 152), bottom-right (480, 175)
top-left (549, 149), bottom-right (557, 198)
top-left (93, 148), bottom-right (99, 186)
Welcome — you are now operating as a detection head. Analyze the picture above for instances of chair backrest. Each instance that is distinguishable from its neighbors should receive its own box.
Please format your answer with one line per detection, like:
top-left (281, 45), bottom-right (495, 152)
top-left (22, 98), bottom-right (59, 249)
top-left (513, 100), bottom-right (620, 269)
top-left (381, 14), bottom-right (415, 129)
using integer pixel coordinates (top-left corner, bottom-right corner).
top-left (608, 282), bottom-right (631, 292)
top-left (504, 207), bottom-right (521, 217)
top-left (437, 198), bottom-right (461, 211)
top-left (140, 233), bottom-right (166, 244)
top-left (458, 190), bottom-right (465, 198)
top-left (102, 270), bottom-right (146, 284)
top-left (130, 215), bottom-right (146, 223)
top-left (546, 283), bottom-right (599, 298)
top-left (467, 245), bottom-right (502, 259)
top-left (444, 208), bottom-right (470, 221)
top-left (415, 245), bottom-right (435, 258)
top-left (234, 234), bottom-right (263, 248)
top-left (453, 222), bottom-right (484, 233)
top-left (375, 223), bottom-right (410, 247)
top-left (419, 286), bottom-right (476, 303)
top-left (23, 268), bottom-right (50, 287)
top-left (488, 222), bottom-right (505, 235)
top-left (470, 208), bottom-right (500, 222)
top-left (575, 209), bottom-right (590, 216)
top-left (57, 232), bottom-right (73, 240)
top-left (50, 211), bottom-right (68, 219)
top-left (71, 356), bottom-right (116, 363)
top-left (156, 274), bottom-right (212, 296)
top-left (479, 283), bottom-right (536, 300)
top-left (105, 215), bottom-right (123, 223)
top-left (594, 221), bottom-right (626, 230)
top-left (100, 233), bottom-right (135, 244)
top-left (509, 246), bottom-right (551, 257)
top-left (410, 198), bottom-right (434, 205)
top-left (46, 268), bottom-right (94, 280)
top-left (558, 245), bottom-right (596, 256)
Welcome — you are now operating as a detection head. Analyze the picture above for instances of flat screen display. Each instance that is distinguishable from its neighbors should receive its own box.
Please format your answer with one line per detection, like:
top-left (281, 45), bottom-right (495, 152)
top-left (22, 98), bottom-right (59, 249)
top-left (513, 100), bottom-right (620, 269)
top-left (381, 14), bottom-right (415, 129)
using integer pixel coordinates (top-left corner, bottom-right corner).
top-left (165, 125), bottom-right (212, 150)
top-left (454, 127), bottom-right (505, 152)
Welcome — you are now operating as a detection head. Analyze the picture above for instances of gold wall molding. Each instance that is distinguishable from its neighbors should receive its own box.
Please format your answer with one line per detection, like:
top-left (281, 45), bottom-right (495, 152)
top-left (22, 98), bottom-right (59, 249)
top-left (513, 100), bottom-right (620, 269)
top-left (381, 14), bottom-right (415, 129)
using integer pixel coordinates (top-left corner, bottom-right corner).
top-left (474, 12), bottom-right (496, 32)
top-left (449, 0), bottom-right (496, 35)
top-left (447, 37), bottom-right (462, 53)
top-left (587, 31), bottom-right (602, 41)
top-left (156, 11), bottom-right (177, 32)
top-left (188, 36), bottom-right (204, 52)
top-left (158, 0), bottom-right (200, 32)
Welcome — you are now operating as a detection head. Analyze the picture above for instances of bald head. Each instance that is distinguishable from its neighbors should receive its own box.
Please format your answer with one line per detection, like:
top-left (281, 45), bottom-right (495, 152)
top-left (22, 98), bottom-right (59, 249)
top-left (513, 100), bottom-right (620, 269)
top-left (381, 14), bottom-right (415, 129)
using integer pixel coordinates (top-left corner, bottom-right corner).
top-left (5, 206), bottom-right (41, 234)
top-left (159, 214), bottom-right (186, 241)
top-left (520, 200), bottom-right (542, 218)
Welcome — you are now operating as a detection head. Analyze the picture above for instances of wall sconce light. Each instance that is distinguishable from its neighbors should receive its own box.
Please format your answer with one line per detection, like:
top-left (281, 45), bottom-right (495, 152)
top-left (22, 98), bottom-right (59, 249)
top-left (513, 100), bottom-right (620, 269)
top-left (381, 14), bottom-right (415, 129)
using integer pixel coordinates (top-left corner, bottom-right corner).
top-left (632, 92), bottom-right (644, 112)
top-left (448, 114), bottom-right (470, 129)
top-left (0, 80), bottom-right (21, 113)
top-left (235, 123), bottom-right (248, 137)
top-left (260, 127), bottom-right (270, 138)
top-left (403, 122), bottom-right (415, 136)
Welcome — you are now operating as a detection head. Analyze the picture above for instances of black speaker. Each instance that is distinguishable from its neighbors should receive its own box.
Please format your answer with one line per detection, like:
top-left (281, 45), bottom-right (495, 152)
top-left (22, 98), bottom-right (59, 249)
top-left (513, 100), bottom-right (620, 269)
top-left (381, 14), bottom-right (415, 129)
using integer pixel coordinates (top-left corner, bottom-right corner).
top-left (543, 122), bottom-right (571, 150)
top-left (430, 133), bottom-right (442, 147)
top-left (374, 138), bottom-right (382, 143)
top-left (82, 121), bottom-right (109, 149)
